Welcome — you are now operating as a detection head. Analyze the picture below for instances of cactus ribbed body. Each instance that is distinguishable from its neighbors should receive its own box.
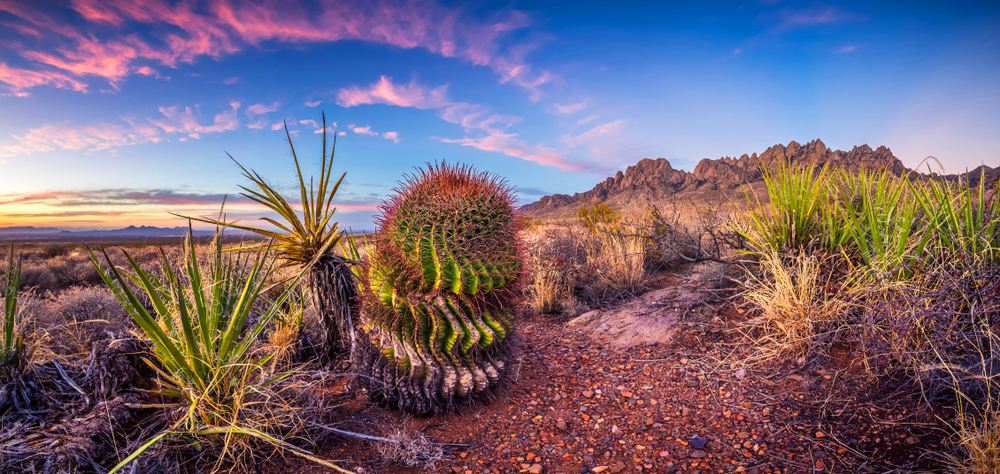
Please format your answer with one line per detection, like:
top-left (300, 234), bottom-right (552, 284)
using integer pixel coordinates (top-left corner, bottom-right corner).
top-left (355, 163), bottom-right (523, 415)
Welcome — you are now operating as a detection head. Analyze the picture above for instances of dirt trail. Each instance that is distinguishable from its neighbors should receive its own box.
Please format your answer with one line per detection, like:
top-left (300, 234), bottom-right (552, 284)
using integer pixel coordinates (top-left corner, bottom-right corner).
top-left (311, 278), bottom-right (939, 474)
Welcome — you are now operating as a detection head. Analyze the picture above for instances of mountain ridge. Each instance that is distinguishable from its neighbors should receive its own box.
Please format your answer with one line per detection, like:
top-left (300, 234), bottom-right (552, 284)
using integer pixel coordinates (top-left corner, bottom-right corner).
top-left (522, 139), bottom-right (998, 218)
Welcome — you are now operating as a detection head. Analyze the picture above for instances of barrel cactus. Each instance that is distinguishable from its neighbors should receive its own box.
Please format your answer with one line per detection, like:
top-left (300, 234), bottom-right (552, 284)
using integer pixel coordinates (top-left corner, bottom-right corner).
top-left (354, 163), bottom-right (524, 415)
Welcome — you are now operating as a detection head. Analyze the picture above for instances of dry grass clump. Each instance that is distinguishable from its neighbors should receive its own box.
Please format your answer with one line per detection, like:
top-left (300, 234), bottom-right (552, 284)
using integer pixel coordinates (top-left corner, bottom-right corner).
top-left (522, 223), bottom-right (590, 314)
top-left (585, 222), bottom-right (647, 296)
top-left (739, 250), bottom-right (846, 362)
top-left (373, 429), bottom-right (444, 469)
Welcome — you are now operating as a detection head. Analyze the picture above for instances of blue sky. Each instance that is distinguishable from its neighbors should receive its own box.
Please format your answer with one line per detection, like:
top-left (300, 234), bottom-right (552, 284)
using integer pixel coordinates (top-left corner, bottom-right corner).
top-left (0, 0), bottom-right (997, 230)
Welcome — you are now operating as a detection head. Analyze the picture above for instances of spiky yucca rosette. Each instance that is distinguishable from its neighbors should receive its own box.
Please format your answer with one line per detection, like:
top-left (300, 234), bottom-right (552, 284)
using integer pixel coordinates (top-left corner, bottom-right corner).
top-left (354, 163), bottom-right (524, 415)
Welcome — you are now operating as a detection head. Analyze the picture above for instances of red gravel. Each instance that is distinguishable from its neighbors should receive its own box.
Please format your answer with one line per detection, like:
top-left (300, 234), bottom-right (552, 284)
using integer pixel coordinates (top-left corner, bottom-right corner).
top-left (300, 297), bottom-right (945, 474)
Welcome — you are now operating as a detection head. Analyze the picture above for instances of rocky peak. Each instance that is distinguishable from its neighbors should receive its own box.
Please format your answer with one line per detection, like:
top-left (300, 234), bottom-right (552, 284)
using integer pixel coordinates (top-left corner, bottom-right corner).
top-left (522, 139), bottom-right (911, 217)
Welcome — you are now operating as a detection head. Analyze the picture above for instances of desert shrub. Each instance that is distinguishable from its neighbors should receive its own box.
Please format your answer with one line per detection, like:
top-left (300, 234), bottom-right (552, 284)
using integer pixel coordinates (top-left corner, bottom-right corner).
top-left (641, 202), bottom-right (745, 268)
top-left (739, 250), bottom-right (847, 362)
top-left (578, 199), bottom-right (622, 233)
top-left (47, 252), bottom-right (101, 287)
top-left (17, 261), bottom-right (57, 292)
top-left (38, 242), bottom-right (68, 259)
top-left (857, 260), bottom-right (1000, 399)
top-left (522, 224), bottom-right (590, 314)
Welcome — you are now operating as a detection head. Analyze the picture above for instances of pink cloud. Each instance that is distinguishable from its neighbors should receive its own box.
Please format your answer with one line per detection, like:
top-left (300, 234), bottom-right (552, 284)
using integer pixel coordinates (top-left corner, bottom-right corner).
top-left (246, 101), bottom-right (280, 117)
top-left (271, 123), bottom-right (285, 131)
top-left (0, 121), bottom-right (160, 157)
top-left (298, 119), bottom-right (318, 128)
top-left (246, 119), bottom-right (267, 130)
top-left (552, 101), bottom-right (587, 115)
top-left (576, 115), bottom-right (598, 125)
top-left (436, 131), bottom-right (597, 173)
top-left (383, 131), bottom-right (400, 143)
top-left (351, 125), bottom-right (378, 136)
top-left (313, 125), bottom-right (337, 134)
top-left (337, 76), bottom-right (451, 109)
top-left (836, 45), bottom-right (857, 53)
top-left (0, 0), bottom-right (552, 98)
top-left (338, 76), bottom-right (519, 133)
top-left (0, 101), bottom-right (247, 156)
top-left (0, 62), bottom-right (88, 93)
top-left (149, 100), bottom-right (240, 139)
top-left (305, 100), bottom-right (321, 107)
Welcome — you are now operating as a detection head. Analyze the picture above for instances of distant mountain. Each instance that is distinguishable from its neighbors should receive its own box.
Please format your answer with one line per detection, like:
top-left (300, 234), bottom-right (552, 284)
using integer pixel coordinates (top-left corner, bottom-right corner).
top-left (522, 139), bottom-right (999, 219)
top-left (0, 226), bottom-right (64, 235)
top-left (0, 225), bottom-right (220, 240)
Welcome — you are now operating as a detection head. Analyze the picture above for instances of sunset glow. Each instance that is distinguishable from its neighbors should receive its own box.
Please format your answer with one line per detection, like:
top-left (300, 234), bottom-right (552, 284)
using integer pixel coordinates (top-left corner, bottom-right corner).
top-left (1, 0), bottom-right (998, 230)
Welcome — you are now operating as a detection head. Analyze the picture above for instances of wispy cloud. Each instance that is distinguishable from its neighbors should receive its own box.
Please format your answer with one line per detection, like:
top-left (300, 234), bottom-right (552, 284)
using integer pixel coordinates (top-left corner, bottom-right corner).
top-left (149, 100), bottom-right (241, 139)
top-left (576, 115), bottom-right (598, 125)
top-left (245, 101), bottom-right (280, 117)
top-left (835, 45), bottom-right (857, 53)
top-left (436, 132), bottom-right (598, 173)
top-left (246, 119), bottom-right (267, 129)
top-left (340, 76), bottom-right (600, 172)
top-left (383, 131), bottom-right (400, 143)
top-left (0, 101), bottom-right (241, 156)
top-left (767, 4), bottom-right (865, 31)
top-left (552, 101), bottom-right (587, 115)
top-left (0, 0), bottom-right (553, 98)
top-left (337, 76), bottom-right (451, 109)
top-left (562, 120), bottom-right (629, 164)
top-left (305, 100), bottom-right (321, 107)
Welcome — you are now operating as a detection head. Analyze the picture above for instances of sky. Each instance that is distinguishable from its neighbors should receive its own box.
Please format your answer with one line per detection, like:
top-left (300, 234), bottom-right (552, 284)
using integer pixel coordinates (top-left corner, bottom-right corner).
top-left (0, 0), bottom-right (998, 231)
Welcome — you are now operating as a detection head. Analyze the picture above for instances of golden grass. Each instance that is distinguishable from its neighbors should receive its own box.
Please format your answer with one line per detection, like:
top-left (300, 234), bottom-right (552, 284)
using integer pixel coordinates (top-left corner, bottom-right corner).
top-left (587, 224), bottom-right (647, 295)
top-left (739, 250), bottom-right (846, 361)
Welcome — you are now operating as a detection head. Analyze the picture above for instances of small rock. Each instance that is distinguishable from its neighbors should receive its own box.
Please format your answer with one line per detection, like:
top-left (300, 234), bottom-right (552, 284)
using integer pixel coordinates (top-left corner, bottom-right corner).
top-left (737, 431), bottom-right (750, 439)
top-left (583, 390), bottom-right (594, 399)
top-left (690, 450), bottom-right (708, 459)
top-left (735, 368), bottom-right (746, 380)
top-left (556, 420), bottom-right (568, 431)
top-left (529, 464), bottom-right (544, 474)
top-left (690, 437), bottom-right (708, 449)
top-left (620, 390), bottom-right (633, 398)
top-left (609, 462), bottom-right (626, 473)
top-left (592, 467), bottom-right (609, 473)
top-left (815, 431), bottom-right (825, 438)
top-left (682, 407), bottom-right (691, 417)
top-left (664, 463), bottom-right (676, 474)
top-left (906, 435), bottom-right (920, 445)
top-left (658, 450), bottom-right (670, 458)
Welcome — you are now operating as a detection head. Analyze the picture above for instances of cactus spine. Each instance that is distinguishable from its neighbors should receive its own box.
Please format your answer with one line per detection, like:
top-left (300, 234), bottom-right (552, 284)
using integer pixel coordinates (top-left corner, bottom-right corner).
top-left (354, 163), bottom-right (523, 414)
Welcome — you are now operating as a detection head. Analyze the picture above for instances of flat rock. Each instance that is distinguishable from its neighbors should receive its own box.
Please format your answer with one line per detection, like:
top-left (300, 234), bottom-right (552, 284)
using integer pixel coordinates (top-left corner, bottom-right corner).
top-left (565, 286), bottom-right (713, 348)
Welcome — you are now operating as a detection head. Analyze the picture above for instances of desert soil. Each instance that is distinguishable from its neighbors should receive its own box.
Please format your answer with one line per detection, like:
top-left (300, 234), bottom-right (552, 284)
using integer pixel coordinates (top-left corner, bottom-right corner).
top-left (294, 273), bottom-right (943, 474)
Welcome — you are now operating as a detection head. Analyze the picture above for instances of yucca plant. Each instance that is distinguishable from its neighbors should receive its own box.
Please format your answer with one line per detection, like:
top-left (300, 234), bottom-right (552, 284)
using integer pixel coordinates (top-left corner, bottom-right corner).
top-left (353, 163), bottom-right (524, 415)
top-left (910, 168), bottom-right (1000, 264)
top-left (734, 159), bottom-right (840, 253)
top-left (1, 249), bottom-right (24, 370)
top-left (183, 113), bottom-right (356, 363)
top-left (90, 230), bottom-right (346, 473)
top-left (0, 248), bottom-right (34, 418)
top-left (837, 167), bottom-right (932, 279)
